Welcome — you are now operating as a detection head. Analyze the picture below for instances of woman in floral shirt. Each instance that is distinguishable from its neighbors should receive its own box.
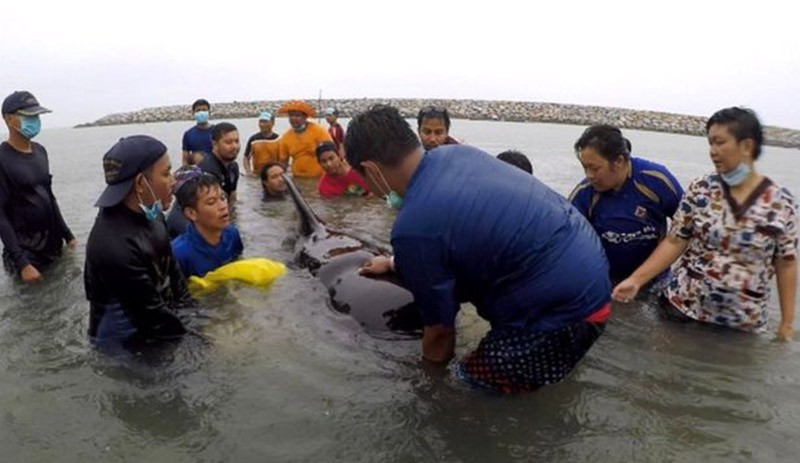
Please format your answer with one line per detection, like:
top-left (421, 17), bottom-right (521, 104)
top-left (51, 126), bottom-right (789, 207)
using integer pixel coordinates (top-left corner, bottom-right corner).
top-left (613, 107), bottom-right (797, 341)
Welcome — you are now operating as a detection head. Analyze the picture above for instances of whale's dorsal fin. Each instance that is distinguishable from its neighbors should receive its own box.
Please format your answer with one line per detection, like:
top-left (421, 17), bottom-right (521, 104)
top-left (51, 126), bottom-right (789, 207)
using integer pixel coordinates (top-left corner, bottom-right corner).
top-left (282, 173), bottom-right (326, 237)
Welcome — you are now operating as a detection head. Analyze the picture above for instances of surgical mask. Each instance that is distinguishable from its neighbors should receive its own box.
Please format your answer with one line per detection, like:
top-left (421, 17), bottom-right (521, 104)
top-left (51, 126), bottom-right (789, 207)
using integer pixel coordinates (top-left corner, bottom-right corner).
top-left (367, 163), bottom-right (404, 210)
top-left (17, 115), bottom-right (41, 139)
top-left (194, 111), bottom-right (209, 125)
top-left (137, 176), bottom-right (163, 221)
top-left (292, 124), bottom-right (307, 133)
top-left (385, 190), bottom-right (404, 209)
top-left (720, 162), bottom-right (752, 187)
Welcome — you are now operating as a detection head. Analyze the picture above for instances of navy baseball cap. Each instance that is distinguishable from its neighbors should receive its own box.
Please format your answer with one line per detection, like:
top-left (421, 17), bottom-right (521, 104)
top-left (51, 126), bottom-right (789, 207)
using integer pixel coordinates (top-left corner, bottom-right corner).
top-left (95, 135), bottom-right (168, 208)
top-left (2, 91), bottom-right (52, 116)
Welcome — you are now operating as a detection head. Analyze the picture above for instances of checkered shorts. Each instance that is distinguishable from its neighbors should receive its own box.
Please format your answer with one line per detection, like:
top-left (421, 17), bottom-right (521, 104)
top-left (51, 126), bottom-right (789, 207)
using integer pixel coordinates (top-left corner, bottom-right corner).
top-left (455, 319), bottom-right (606, 394)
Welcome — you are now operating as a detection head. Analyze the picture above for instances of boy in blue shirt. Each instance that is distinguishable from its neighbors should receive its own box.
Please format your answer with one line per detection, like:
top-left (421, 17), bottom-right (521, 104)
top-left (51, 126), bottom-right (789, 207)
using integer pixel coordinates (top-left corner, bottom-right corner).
top-left (171, 166), bottom-right (242, 278)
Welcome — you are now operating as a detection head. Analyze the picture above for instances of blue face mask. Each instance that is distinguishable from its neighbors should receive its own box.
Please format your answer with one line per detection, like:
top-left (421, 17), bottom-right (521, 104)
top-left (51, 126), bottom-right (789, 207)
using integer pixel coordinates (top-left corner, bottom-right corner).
top-left (17, 115), bottom-right (41, 139)
top-left (194, 111), bottom-right (209, 125)
top-left (137, 177), bottom-right (163, 221)
top-left (385, 190), bottom-right (404, 210)
top-left (720, 162), bottom-right (752, 187)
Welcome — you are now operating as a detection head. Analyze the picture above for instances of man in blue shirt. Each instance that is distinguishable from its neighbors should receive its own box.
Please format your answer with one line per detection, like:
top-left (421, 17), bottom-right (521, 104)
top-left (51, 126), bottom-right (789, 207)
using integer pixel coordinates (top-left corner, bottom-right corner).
top-left (181, 98), bottom-right (213, 166)
top-left (350, 105), bottom-right (611, 393)
top-left (569, 125), bottom-right (683, 284)
top-left (170, 166), bottom-right (242, 278)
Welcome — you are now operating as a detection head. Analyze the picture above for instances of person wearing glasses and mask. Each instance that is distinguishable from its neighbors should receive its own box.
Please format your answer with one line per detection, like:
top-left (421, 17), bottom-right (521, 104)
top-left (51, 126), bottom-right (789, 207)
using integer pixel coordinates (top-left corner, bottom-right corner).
top-left (613, 108), bottom-right (798, 342)
top-left (181, 98), bottom-right (213, 166)
top-left (351, 105), bottom-right (611, 394)
top-left (417, 105), bottom-right (460, 151)
top-left (85, 135), bottom-right (195, 355)
top-left (0, 91), bottom-right (76, 284)
top-left (569, 125), bottom-right (683, 286)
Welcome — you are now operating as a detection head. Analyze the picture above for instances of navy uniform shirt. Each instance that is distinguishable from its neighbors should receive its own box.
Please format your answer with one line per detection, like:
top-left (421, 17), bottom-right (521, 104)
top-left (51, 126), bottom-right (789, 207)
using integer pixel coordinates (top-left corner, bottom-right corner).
top-left (0, 141), bottom-right (74, 271)
top-left (182, 124), bottom-right (213, 155)
top-left (392, 145), bottom-right (610, 333)
top-left (569, 157), bottom-right (683, 283)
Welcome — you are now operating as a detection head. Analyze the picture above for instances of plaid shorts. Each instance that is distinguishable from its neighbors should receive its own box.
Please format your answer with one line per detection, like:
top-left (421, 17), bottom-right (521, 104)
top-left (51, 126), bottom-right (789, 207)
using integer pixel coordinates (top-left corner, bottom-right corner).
top-left (455, 314), bottom-right (606, 394)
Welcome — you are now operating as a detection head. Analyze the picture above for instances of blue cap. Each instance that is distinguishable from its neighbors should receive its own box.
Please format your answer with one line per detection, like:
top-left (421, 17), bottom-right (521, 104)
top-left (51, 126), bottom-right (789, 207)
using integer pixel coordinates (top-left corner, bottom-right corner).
top-left (95, 135), bottom-right (167, 208)
top-left (259, 111), bottom-right (274, 121)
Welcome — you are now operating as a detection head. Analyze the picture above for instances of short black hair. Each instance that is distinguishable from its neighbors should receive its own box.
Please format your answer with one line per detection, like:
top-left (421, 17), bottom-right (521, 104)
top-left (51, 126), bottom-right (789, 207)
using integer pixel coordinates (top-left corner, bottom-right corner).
top-left (315, 141), bottom-right (338, 160)
top-left (497, 150), bottom-right (533, 175)
top-left (191, 99), bottom-right (210, 112)
top-left (416, 105), bottom-right (451, 130)
top-left (175, 173), bottom-right (222, 210)
top-left (574, 125), bottom-right (630, 162)
top-left (706, 107), bottom-right (763, 160)
top-left (259, 162), bottom-right (284, 182)
top-left (345, 105), bottom-right (421, 173)
top-left (212, 122), bottom-right (238, 142)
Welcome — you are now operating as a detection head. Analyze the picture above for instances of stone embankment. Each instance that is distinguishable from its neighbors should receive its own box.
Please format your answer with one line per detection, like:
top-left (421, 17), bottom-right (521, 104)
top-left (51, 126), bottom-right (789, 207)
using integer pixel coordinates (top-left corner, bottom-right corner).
top-left (77, 98), bottom-right (800, 149)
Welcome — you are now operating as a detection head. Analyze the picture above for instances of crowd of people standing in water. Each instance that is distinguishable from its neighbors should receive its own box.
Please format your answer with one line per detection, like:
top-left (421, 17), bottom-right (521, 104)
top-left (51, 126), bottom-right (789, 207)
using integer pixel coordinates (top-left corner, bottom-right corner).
top-left (0, 89), bottom-right (796, 393)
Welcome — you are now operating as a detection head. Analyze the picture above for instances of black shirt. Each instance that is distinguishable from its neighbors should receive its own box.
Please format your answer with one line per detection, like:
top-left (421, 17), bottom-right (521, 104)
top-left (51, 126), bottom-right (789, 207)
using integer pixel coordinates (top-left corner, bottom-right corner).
top-left (84, 205), bottom-right (193, 340)
top-left (243, 131), bottom-right (279, 159)
top-left (199, 153), bottom-right (239, 197)
top-left (0, 141), bottom-right (74, 271)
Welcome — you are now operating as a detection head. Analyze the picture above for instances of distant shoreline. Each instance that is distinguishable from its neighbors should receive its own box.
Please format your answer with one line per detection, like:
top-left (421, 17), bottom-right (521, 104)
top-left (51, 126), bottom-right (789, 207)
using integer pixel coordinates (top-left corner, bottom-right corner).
top-left (76, 98), bottom-right (800, 150)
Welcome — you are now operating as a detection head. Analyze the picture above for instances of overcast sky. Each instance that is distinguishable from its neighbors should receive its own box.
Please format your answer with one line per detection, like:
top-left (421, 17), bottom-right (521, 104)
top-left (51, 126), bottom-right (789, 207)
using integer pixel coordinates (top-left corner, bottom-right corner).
top-left (2, 0), bottom-right (798, 129)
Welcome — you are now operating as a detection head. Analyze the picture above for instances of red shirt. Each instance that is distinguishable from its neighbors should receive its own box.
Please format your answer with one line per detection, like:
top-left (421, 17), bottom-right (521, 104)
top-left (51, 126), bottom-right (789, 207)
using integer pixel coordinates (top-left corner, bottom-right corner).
top-left (328, 123), bottom-right (345, 152)
top-left (318, 168), bottom-right (370, 198)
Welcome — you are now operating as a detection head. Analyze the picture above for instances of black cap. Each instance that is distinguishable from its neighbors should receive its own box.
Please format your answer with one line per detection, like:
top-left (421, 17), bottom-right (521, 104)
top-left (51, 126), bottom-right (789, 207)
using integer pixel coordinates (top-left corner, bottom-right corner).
top-left (95, 135), bottom-right (168, 208)
top-left (2, 91), bottom-right (52, 116)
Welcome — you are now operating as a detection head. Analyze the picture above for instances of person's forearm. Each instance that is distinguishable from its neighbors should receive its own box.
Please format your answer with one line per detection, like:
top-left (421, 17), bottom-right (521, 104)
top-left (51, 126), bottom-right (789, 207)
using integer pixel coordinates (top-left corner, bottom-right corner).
top-left (775, 257), bottom-right (797, 327)
top-left (629, 235), bottom-right (688, 286)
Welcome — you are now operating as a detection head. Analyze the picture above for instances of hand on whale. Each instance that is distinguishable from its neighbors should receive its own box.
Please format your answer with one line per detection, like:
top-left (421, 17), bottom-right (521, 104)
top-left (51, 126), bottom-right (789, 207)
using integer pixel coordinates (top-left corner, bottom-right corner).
top-left (359, 255), bottom-right (393, 276)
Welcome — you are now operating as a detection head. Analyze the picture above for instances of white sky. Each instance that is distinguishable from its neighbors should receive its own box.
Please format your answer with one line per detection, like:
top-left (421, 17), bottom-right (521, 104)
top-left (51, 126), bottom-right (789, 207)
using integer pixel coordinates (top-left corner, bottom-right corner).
top-left (1, 0), bottom-right (798, 129)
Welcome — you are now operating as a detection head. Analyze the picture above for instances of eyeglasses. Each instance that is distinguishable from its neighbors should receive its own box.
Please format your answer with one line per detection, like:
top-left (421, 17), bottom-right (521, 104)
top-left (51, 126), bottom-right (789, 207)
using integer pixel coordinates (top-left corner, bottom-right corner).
top-left (418, 105), bottom-right (449, 117)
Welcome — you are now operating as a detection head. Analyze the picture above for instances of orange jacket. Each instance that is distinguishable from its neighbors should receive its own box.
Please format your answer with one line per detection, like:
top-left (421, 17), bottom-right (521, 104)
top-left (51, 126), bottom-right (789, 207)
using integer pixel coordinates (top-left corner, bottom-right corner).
top-left (278, 122), bottom-right (332, 177)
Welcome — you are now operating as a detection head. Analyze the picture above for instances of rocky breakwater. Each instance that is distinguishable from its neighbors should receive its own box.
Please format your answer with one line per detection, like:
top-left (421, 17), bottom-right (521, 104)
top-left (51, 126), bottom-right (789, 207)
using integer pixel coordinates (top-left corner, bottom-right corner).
top-left (78, 98), bottom-right (800, 149)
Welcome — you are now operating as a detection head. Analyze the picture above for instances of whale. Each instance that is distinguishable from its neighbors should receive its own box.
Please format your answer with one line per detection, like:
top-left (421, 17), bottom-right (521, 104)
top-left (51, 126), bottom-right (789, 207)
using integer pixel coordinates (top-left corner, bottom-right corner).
top-left (283, 174), bottom-right (422, 339)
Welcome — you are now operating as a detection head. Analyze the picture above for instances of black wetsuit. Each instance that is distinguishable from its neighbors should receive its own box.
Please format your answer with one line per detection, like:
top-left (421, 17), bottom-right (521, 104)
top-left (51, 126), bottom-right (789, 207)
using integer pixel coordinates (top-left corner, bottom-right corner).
top-left (0, 141), bottom-right (74, 273)
top-left (199, 153), bottom-right (239, 197)
top-left (85, 204), bottom-right (193, 346)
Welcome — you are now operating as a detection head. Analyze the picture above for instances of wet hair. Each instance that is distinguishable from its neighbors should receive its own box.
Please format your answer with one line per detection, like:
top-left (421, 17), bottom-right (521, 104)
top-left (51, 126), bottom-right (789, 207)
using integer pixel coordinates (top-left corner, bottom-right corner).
top-left (574, 124), bottom-right (630, 162)
top-left (497, 150), bottom-right (533, 175)
top-left (624, 137), bottom-right (632, 153)
top-left (315, 141), bottom-right (339, 160)
top-left (417, 105), bottom-right (451, 131)
top-left (212, 122), bottom-right (238, 141)
top-left (191, 98), bottom-right (210, 112)
top-left (345, 105), bottom-right (421, 172)
top-left (706, 107), bottom-right (763, 160)
top-left (259, 162), bottom-right (284, 182)
top-left (175, 172), bottom-right (222, 210)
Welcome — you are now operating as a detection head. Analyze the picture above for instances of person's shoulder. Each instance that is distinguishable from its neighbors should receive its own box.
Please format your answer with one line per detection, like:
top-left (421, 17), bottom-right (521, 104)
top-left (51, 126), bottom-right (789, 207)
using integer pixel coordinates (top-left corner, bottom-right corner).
top-left (568, 179), bottom-right (593, 202)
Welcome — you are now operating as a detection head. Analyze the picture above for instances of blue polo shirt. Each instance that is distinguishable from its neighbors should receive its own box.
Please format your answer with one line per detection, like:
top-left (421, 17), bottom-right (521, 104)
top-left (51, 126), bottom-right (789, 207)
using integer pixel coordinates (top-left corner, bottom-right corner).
top-left (569, 157), bottom-right (683, 283)
top-left (182, 125), bottom-right (213, 155)
top-left (171, 224), bottom-right (243, 278)
top-left (392, 145), bottom-right (610, 333)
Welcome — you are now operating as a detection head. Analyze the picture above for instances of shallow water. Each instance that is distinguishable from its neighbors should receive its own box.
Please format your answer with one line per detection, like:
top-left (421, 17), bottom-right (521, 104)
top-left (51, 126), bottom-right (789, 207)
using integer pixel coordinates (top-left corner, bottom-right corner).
top-left (2, 118), bottom-right (799, 462)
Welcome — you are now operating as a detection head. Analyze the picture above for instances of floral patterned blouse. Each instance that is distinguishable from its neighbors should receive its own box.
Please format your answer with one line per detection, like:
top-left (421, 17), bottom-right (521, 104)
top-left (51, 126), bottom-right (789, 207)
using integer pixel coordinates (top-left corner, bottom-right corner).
top-left (664, 174), bottom-right (798, 332)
